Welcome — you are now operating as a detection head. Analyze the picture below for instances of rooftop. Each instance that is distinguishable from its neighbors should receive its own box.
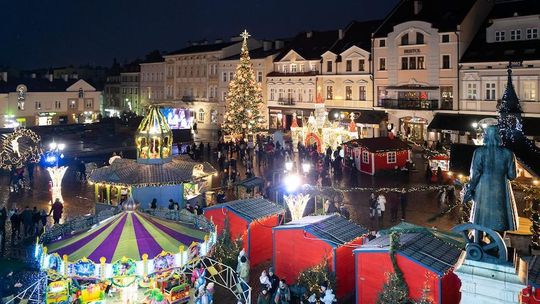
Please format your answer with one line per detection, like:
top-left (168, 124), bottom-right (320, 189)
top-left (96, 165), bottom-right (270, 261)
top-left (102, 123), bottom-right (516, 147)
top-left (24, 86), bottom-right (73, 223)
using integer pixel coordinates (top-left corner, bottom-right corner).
top-left (0, 77), bottom-right (82, 93)
top-left (222, 198), bottom-right (285, 222)
top-left (221, 47), bottom-right (280, 61)
top-left (274, 30), bottom-right (340, 61)
top-left (329, 19), bottom-right (382, 54)
top-left (345, 137), bottom-right (410, 153)
top-left (167, 41), bottom-right (239, 56)
top-left (373, 0), bottom-right (476, 38)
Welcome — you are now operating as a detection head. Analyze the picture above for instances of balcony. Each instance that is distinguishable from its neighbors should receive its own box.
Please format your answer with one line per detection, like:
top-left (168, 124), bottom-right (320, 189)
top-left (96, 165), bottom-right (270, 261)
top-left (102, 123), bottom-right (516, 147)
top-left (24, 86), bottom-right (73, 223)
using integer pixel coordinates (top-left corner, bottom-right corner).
top-left (380, 99), bottom-right (439, 110)
top-left (277, 98), bottom-right (296, 106)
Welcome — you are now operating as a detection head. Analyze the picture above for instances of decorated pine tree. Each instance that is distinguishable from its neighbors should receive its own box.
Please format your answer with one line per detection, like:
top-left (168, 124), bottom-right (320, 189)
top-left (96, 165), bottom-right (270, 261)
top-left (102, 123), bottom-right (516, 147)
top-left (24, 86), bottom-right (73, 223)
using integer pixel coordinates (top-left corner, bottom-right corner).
top-left (222, 30), bottom-right (265, 138)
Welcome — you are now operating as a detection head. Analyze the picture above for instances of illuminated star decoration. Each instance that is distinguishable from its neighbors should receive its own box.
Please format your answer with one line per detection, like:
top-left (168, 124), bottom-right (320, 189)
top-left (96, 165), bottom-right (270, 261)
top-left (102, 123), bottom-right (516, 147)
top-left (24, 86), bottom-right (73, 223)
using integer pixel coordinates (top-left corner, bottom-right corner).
top-left (240, 29), bottom-right (250, 41)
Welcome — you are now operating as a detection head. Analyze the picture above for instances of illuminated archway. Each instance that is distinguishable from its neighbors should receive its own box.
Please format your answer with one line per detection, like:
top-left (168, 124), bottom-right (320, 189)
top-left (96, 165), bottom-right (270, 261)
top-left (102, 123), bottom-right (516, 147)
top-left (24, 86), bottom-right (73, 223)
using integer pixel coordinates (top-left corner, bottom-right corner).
top-left (304, 133), bottom-right (322, 153)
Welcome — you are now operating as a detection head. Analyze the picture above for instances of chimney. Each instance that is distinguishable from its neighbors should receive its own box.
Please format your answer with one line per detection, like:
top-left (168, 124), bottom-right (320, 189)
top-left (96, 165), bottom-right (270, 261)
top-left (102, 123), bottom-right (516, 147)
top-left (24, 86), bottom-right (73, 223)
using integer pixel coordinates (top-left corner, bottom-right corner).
top-left (338, 29), bottom-right (344, 40)
top-left (263, 40), bottom-right (272, 51)
top-left (1, 72), bottom-right (7, 82)
top-left (275, 40), bottom-right (284, 50)
top-left (31, 73), bottom-right (36, 79)
top-left (215, 38), bottom-right (223, 44)
top-left (306, 31), bottom-right (313, 38)
top-left (62, 74), bottom-right (69, 82)
top-left (414, 0), bottom-right (423, 15)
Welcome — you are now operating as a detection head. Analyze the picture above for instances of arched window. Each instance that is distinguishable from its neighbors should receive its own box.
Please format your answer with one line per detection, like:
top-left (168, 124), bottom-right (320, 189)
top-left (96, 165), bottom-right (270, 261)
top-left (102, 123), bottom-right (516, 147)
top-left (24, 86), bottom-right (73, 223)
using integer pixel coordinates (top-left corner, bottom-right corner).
top-left (198, 108), bottom-right (205, 122)
top-left (401, 33), bottom-right (409, 45)
top-left (416, 32), bottom-right (425, 44)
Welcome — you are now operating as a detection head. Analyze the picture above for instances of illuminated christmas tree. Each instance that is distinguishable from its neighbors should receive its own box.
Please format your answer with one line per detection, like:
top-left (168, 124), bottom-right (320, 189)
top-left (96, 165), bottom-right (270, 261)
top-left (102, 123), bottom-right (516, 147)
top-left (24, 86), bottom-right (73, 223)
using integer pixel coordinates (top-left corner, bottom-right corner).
top-left (222, 30), bottom-right (265, 138)
top-left (498, 67), bottom-right (524, 146)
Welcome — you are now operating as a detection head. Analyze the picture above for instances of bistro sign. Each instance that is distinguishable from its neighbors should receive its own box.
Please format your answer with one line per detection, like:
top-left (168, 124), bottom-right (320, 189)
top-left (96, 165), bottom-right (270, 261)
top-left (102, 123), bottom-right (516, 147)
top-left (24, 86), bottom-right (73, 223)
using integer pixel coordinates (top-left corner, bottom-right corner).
top-left (404, 49), bottom-right (421, 54)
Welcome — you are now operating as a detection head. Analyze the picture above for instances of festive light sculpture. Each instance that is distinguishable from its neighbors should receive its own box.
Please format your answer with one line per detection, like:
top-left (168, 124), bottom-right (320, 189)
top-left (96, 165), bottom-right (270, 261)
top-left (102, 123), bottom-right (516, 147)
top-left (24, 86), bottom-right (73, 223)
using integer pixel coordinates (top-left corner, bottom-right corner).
top-left (47, 165), bottom-right (67, 203)
top-left (285, 193), bottom-right (311, 221)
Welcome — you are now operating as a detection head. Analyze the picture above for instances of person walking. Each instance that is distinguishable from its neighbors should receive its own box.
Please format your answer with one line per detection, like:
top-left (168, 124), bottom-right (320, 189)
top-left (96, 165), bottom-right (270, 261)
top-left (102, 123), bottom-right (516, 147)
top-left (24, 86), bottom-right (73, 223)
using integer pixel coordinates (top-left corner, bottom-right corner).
top-left (369, 193), bottom-right (377, 220)
top-left (49, 198), bottom-right (64, 225)
top-left (21, 206), bottom-right (33, 237)
top-left (377, 192), bottom-right (386, 224)
top-left (389, 194), bottom-right (399, 223)
top-left (399, 191), bottom-right (408, 221)
top-left (274, 280), bottom-right (291, 304)
top-left (437, 187), bottom-right (447, 210)
top-left (425, 165), bottom-right (433, 183)
top-left (267, 267), bottom-right (280, 297)
top-left (0, 207), bottom-right (7, 254)
top-left (39, 209), bottom-right (48, 234)
top-left (10, 209), bottom-right (20, 245)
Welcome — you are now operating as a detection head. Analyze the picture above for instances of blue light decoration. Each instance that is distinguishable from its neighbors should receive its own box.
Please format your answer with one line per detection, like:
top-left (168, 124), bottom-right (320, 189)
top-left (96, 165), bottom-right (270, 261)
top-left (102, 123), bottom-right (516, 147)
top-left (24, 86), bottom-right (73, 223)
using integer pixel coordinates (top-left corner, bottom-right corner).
top-left (71, 259), bottom-right (96, 277)
top-left (41, 150), bottom-right (64, 168)
top-left (47, 254), bottom-right (63, 274)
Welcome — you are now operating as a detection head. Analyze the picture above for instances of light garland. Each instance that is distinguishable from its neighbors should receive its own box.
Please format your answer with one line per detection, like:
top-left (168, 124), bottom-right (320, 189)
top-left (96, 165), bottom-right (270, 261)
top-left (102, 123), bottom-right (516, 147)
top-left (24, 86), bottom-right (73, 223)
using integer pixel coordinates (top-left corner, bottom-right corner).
top-left (285, 193), bottom-right (311, 221)
top-left (0, 128), bottom-right (41, 170)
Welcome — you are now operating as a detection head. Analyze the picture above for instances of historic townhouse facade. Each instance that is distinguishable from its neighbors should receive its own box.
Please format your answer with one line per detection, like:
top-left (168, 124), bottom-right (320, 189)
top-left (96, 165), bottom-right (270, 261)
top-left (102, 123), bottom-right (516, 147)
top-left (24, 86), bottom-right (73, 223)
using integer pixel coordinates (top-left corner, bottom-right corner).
top-left (320, 20), bottom-right (384, 138)
top-left (0, 77), bottom-right (101, 127)
top-left (163, 38), bottom-right (261, 130)
top-left (372, 0), bottom-right (493, 141)
top-left (267, 30), bottom-right (339, 130)
top-left (120, 70), bottom-right (140, 114)
top-left (140, 60), bottom-right (165, 108)
top-left (219, 41), bottom-right (280, 127)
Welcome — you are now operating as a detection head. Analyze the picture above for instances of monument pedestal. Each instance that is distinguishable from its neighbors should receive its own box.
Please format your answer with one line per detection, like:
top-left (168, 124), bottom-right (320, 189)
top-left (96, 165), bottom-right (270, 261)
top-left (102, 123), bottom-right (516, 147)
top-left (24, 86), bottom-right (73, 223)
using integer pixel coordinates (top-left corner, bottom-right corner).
top-left (456, 259), bottom-right (525, 304)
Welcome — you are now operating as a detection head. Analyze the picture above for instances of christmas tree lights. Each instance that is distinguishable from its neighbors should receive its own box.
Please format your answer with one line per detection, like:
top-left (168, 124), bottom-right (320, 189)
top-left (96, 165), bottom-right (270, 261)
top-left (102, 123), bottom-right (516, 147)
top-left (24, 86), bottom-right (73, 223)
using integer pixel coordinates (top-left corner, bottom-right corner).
top-left (222, 30), bottom-right (265, 138)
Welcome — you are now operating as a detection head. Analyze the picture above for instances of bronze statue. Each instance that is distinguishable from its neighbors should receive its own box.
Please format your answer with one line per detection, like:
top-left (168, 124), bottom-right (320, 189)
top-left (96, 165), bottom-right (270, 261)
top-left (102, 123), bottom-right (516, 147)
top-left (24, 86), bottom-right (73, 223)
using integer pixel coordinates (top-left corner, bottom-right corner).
top-left (463, 125), bottom-right (519, 232)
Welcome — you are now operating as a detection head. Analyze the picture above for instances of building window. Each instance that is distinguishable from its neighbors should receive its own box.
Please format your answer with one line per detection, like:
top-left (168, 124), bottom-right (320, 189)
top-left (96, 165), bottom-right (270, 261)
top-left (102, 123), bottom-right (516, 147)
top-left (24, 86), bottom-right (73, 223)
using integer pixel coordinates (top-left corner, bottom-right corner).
top-left (467, 83), bottom-right (478, 100)
top-left (401, 57), bottom-right (408, 70)
top-left (287, 88), bottom-right (293, 101)
top-left (359, 86), bottom-right (366, 101)
top-left (527, 28), bottom-right (538, 39)
top-left (442, 34), bottom-right (450, 43)
top-left (270, 89), bottom-right (275, 101)
top-left (362, 151), bottom-right (369, 164)
top-left (78, 88), bottom-right (84, 98)
top-left (308, 89), bottom-right (313, 102)
top-left (345, 86), bottom-right (352, 100)
top-left (35, 101), bottom-right (41, 110)
top-left (495, 31), bottom-right (506, 41)
top-left (298, 90), bottom-right (303, 102)
top-left (291, 64), bottom-right (297, 73)
top-left (54, 101), bottom-right (61, 109)
top-left (346, 60), bottom-right (352, 72)
top-left (387, 152), bottom-right (397, 164)
top-left (278, 89), bottom-right (284, 100)
top-left (522, 81), bottom-right (537, 101)
top-left (223, 91), bottom-right (227, 102)
top-left (198, 109), bottom-right (205, 122)
top-left (358, 59), bottom-right (365, 71)
top-left (418, 57), bottom-right (425, 69)
top-left (310, 63), bottom-right (317, 71)
top-left (326, 86), bottom-right (333, 100)
top-left (510, 29), bottom-right (521, 40)
top-left (379, 39), bottom-right (386, 47)
top-left (229, 72), bottom-right (234, 81)
top-left (401, 33), bottom-right (409, 45)
top-left (485, 83), bottom-right (496, 100)
top-left (222, 72), bottom-right (227, 82)
top-left (69, 100), bottom-right (76, 109)
top-left (211, 110), bottom-right (218, 123)
top-left (401, 56), bottom-right (424, 70)
top-left (442, 55), bottom-right (450, 69)
top-left (85, 99), bottom-right (93, 109)
top-left (327, 61), bottom-right (333, 73)
top-left (257, 71), bottom-right (263, 82)
top-left (416, 32), bottom-right (424, 44)
top-left (379, 58), bottom-right (386, 71)
top-left (299, 64), bottom-right (305, 72)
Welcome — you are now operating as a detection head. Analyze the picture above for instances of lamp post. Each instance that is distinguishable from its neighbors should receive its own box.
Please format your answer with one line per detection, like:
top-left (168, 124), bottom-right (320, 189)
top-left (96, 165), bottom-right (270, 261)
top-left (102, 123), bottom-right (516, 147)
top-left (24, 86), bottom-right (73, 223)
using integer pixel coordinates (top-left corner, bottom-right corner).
top-left (45, 141), bottom-right (67, 204)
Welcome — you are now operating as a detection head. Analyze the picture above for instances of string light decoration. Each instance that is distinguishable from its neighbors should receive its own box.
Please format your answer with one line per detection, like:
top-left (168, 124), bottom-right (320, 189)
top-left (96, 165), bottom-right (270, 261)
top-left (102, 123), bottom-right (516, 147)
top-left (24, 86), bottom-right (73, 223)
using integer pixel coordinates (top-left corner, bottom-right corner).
top-left (48, 166), bottom-right (68, 203)
top-left (222, 30), bottom-right (265, 138)
top-left (376, 232), bottom-right (410, 304)
top-left (210, 215), bottom-right (243, 269)
top-left (297, 259), bottom-right (336, 299)
top-left (0, 128), bottom-right (41, 170)
top-left (285, 193), bottom-right (311, 221)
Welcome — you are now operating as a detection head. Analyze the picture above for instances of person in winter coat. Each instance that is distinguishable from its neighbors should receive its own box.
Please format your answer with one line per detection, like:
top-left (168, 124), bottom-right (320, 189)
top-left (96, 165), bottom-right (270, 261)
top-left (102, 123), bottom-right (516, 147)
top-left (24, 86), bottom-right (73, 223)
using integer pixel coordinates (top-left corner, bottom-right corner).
top-left (21, 206), bottom-right (33, 237)
top-left (31, 207), bottom-right (40, 236)
top-left (319, 282), bottom-right (337, 304)
top-left (49, 199), bottom-right (63, 224)
top-left (274, 280), bottom-right (291, 304)
top-left (257, 288), bottom-right (271, 304)
top-left (369, 193), bottom-right (377, 219)
top-left (260, 270), bottom-right (272, 290)
top-left (237, 255), bottom-right (250, 299)
top-left (376, 193), bottom-right (386, 224)
top-left (268, 267), bottom-right (280, 296)
top-left (10, 209), bottom-right (21, 244)
top-left (399, 191), bottom-right (408, 220)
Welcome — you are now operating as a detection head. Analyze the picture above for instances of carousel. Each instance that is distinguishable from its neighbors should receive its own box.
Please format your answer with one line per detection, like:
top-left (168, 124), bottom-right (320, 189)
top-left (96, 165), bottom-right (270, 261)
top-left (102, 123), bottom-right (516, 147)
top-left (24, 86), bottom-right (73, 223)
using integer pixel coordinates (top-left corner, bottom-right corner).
top-left (290, 105), bottom-right (358, 153)
top-left (37, 199), bottom-right (217, 304)
top-left (88, 106), bottom-right (216, 208)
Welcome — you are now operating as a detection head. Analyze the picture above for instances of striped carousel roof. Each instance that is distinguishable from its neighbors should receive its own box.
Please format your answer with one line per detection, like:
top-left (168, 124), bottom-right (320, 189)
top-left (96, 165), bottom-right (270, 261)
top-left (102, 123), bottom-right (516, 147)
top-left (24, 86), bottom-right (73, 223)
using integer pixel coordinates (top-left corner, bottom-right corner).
top-left (45, 212), bottom-right (207, 263)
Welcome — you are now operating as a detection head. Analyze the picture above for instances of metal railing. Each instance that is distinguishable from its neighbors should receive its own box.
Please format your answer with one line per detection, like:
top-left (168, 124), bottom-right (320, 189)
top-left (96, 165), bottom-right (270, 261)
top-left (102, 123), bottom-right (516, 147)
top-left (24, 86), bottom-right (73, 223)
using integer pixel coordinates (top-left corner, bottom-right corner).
top-left (144, 208), bottom-right (215, 231)
top-left (380, 98), bottom-right (439, 110)
top-left (4, 272), bottom-right (47, 304)
top-left (183, 257), bottom-right (251, 304)
top-left (277, 98), bottom-right (296, 106)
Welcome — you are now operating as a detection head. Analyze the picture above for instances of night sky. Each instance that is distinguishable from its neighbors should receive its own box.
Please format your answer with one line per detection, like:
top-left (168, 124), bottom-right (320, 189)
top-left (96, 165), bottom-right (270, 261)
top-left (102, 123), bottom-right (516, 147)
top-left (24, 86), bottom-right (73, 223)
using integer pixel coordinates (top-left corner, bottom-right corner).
top-left (0, 0), bottom-right (398, 69)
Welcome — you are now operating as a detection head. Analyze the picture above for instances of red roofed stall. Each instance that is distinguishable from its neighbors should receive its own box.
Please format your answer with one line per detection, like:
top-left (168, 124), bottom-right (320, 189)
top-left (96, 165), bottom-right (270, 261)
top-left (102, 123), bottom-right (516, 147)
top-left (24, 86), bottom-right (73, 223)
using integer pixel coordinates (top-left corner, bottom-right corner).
top-left (204, 198), bottom-right (285, 267)
top-left (354, 223), bottom-right (465, 304)
top-left (344, 137), bottom-right (411, 175)
top-left (272, 214), bottom-right (368, 298)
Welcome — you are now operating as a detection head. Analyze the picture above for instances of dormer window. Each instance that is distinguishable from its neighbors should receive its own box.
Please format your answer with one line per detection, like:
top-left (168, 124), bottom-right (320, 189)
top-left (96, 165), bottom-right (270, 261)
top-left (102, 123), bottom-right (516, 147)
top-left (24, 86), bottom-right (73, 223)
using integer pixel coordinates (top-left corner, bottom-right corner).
top-left (401, 33), bottom-right (409, 45)
top-left (510, 30), bottom-right (521, 40)
top-left (527, 28), bottom-right (538, 39)
top-left (291, 64), bottom-right (297, 73)
top-left (495, 31), bottom-right (506, 41)
top-left (327, 61), bottom-right (333, 73)
top-left (416, 33), bottom-right (424, 44)
top-left (78, 88), bottom-right (84, 98)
